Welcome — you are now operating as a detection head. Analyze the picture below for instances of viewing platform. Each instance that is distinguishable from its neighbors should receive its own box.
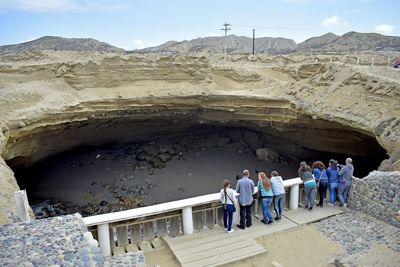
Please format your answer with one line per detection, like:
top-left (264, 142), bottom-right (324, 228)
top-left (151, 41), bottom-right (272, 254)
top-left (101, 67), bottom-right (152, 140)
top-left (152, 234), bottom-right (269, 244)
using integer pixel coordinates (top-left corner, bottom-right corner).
top-left (78, 176), bottom-right (346, 266)
top-left (164, 206), bottom-right (343, 267)
top-left (2, 172), bottom-right (399, 267)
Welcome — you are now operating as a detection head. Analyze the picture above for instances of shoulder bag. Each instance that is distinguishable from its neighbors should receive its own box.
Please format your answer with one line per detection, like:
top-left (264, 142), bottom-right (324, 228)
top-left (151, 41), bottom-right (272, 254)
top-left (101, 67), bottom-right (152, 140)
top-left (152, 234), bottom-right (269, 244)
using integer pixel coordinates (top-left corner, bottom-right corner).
top-left (226, 191), bottom-right (237, 212)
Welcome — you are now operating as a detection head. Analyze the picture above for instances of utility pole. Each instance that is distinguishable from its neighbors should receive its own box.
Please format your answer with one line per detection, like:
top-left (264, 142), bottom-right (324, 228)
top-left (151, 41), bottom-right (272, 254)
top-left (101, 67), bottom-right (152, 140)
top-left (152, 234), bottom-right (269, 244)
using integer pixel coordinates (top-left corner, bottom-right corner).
top-left (252, 29), bottom-right (255, 55)
top-left (221, 23), bottom-right (231, 61)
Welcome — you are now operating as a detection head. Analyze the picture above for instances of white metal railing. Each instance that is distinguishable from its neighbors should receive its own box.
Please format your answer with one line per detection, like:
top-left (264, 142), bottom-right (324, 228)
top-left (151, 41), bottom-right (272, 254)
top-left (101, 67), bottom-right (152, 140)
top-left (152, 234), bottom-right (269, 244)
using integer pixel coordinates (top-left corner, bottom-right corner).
top-left (82, 177), bottom-right (303, 257)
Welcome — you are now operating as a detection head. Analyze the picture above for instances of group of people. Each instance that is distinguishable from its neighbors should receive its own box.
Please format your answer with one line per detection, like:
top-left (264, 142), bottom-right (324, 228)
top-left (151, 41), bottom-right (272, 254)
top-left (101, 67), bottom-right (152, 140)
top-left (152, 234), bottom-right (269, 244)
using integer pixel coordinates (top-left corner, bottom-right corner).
top-left (220, 169), bottom-right (285, 234)
top-left (299, 158), bottom-right (354, 211)
top-left (219, 158), bottom-right (354, 234)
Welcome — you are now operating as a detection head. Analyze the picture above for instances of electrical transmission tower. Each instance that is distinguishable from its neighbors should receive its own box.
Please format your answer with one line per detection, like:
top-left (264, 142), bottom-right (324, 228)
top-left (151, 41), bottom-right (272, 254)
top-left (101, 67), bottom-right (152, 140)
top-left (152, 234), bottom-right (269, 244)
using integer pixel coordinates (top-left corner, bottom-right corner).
top-left (220, 23), bottom-right (231, 61)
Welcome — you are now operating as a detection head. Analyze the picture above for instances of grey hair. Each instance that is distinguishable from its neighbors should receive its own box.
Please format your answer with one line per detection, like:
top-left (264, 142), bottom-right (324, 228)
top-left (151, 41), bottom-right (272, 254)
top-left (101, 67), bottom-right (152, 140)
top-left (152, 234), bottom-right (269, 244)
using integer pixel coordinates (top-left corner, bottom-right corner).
top-left (346, 158), bottom-right (353, 164)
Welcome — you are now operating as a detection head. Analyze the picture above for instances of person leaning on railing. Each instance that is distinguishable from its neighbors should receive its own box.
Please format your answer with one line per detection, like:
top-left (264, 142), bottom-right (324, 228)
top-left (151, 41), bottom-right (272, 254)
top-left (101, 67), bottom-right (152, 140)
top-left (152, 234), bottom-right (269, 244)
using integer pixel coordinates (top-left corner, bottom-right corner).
top-left (257, 172), bottom-right (274, 224)
top-left (312, 161), bottom-right (329, 208)
top-left (326, 159), bottom-right (340, 206)
top-left (270, 171), bottom-right (285, 220)
top-left (298, 161), bottom-right (317, 211)
top-left (338, 158), bottom-right (354, 207)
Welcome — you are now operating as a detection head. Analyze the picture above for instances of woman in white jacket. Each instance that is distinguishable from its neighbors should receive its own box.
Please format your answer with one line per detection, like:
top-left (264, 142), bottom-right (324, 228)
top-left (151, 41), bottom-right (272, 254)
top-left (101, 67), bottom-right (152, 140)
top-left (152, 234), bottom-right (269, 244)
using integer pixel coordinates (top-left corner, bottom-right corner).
top-left (271, 171), bottom-right (285, 220)
top-left (220, 179), bottom-right (236, 233)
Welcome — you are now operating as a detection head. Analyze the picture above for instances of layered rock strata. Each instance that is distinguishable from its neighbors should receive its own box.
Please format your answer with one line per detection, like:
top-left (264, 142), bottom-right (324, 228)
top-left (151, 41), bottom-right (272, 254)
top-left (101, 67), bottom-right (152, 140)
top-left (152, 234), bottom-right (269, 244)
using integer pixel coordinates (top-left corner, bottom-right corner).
top-left (0, 52), bottom-right (399, 223)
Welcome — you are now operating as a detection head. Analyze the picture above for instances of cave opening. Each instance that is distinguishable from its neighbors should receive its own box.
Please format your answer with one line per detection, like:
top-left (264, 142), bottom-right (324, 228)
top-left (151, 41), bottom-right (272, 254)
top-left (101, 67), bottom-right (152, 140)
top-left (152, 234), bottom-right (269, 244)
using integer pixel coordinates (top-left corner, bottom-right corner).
top-left (6, 117), bottom-right (387, 219)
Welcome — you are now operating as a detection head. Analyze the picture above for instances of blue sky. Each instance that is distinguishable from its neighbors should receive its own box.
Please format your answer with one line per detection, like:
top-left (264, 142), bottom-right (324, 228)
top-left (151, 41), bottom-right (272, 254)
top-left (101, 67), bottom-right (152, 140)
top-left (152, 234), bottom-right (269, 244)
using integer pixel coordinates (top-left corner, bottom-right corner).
top-left (0, 0), bottom-right (398, 49)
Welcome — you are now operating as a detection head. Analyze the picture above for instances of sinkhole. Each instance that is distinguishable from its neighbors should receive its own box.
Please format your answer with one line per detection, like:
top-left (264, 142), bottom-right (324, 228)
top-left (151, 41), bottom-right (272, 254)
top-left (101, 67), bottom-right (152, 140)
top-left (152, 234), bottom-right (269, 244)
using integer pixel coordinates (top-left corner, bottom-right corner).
top-left (4, 106), bottom-right (387, 219)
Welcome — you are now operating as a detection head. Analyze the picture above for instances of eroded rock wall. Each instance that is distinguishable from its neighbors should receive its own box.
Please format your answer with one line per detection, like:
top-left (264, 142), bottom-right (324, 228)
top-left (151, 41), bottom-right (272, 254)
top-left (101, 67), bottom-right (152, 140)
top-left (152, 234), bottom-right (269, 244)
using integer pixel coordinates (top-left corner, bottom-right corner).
top-left (0, 157), bottom-right (20, 224)
top-left (0, 52), bottom-right (399, 223)
top-left (348, 171), bottom-right (400, 227)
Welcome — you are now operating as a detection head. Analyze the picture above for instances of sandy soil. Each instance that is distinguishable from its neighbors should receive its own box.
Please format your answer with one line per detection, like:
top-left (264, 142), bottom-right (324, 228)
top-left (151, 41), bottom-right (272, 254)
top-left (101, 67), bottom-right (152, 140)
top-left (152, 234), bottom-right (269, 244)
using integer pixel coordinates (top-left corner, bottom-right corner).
top-left (144, 247), bottom-right (180, 267)
top-left (143, 222), bottom-right (400, 267)
top-left (224, 225), bottom-right (343, 267)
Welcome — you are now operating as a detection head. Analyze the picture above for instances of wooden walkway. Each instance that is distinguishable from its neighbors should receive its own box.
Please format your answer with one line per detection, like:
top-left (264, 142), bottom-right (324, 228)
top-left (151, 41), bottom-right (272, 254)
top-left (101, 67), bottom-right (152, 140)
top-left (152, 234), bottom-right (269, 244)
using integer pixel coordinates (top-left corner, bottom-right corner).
top-left (164, 206), bottom-right (343, 267)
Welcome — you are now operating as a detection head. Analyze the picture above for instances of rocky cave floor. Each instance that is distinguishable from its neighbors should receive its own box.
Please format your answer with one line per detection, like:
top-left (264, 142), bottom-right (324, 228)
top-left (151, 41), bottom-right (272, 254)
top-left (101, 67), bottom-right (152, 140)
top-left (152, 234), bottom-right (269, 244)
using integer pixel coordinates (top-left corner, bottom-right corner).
top-left (16, 132), bottom-right (303, 219)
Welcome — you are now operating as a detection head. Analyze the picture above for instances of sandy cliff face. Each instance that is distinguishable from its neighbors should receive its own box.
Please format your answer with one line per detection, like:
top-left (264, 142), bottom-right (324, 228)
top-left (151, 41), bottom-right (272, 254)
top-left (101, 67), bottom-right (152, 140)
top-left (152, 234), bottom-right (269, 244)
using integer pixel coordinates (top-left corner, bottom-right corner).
top-left (0, 51), bottom-right (399, 223)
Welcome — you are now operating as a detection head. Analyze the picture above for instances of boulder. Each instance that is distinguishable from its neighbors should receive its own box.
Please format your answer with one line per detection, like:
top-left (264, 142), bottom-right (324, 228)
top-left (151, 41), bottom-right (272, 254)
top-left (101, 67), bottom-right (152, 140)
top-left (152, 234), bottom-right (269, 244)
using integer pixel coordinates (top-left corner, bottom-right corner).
top-left (243, 130), bottom-right (261, 151)
top-left (390, 159), bottom-right (400, 171)
top-left (216, 137), bottom-right (231, 147)
top-left (157, 153), bottom-right (173, 163)
top-left (226, 130), bottom-right (242, 142)
top-left (256, 148), bottom-right (280, 162)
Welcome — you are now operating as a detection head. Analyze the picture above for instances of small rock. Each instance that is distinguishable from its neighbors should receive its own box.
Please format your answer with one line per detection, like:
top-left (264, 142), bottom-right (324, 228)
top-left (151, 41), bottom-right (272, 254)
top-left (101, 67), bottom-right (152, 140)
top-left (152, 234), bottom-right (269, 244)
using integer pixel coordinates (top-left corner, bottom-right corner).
top-left (92, 254), bottom-right (104, 263)
top-left (17, 121), bottom-right (26, 128)
top-left (271, 260), bottom-right (284, 267)
top-left (87, 239), bottom-right (98, 247)
top-left (63, 253), bottom-right (74, 262)
top-left (96, 154), bottom-right (101, 159)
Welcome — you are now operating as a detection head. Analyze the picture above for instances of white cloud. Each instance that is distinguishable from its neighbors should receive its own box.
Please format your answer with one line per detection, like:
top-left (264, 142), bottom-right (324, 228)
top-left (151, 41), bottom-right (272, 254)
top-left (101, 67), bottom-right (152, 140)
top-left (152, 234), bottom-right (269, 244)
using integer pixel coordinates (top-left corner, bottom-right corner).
top-left (321, 16), bottom-right (347, 28)
top-left (0, 0), bottom-right (80, 12)
top-left (132, 39), bottom-right (157, 50)
top-left (0, 0), bottom-right (129, 13)
top-left (132, 39), bottom-right (145, 49)
top-left (374, 24), bottom-right (395, 34)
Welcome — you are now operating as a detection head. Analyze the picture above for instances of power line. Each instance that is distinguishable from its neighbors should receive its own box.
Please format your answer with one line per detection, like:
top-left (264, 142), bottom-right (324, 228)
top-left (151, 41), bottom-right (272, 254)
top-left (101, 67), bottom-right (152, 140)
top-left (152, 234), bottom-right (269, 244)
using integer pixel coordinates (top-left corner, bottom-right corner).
top-left (220, 23), bottom-right (231, 61)
top-left (231, 24), bottom-right (320, 32)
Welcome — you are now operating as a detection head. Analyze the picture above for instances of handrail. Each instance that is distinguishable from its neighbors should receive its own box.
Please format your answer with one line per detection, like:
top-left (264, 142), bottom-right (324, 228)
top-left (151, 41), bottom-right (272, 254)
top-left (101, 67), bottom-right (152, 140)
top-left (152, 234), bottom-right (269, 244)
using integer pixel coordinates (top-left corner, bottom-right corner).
top-left (83, 177), bottom-right (303, 227)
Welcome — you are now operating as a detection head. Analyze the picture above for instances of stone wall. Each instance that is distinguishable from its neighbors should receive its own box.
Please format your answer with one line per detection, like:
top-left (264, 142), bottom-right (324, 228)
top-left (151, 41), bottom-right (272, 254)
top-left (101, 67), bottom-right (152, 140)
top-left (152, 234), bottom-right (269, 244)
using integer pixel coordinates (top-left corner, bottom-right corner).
top-left (348, 171), bottom-right (400, 227)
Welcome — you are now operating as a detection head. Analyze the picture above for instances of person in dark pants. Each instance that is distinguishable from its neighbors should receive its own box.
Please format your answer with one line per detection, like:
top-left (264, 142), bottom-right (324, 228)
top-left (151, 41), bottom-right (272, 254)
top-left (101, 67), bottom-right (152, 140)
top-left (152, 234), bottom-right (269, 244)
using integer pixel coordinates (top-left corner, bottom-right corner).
top-left (236, 169), bottom-right (255, 229)
top-left (312, 161), bottom-right (329, 207)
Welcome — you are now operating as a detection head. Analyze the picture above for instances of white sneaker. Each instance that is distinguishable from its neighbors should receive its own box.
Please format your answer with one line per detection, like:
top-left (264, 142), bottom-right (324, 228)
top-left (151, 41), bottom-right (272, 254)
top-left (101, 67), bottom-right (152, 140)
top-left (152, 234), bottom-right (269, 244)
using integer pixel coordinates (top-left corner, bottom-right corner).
top-left (224, 228), bottom-right (228, 232)
top-left (328, 203), bottom-right (334, 207)
top-left (227, 229), bottom-right (235, 234)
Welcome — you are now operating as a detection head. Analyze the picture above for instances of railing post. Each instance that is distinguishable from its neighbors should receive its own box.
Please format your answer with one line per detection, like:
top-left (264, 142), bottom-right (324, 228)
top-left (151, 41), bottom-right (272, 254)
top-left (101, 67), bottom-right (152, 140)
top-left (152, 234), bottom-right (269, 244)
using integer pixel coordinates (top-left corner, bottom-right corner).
top-left (98, 223), bottom-right (111, 257)
top-left (182, 206), bottom-right (194, 235)
top-left (289, 185), bottom-right (299, 210)
top-left (14, 190), bottom-right (31, 222)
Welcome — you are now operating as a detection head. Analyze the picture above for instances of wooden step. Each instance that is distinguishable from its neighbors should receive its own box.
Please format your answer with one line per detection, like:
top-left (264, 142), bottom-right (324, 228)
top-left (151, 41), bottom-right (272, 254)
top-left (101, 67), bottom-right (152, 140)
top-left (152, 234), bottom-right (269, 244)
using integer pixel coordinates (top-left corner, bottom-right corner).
top-left (182, 241), bottom-right (265, 267)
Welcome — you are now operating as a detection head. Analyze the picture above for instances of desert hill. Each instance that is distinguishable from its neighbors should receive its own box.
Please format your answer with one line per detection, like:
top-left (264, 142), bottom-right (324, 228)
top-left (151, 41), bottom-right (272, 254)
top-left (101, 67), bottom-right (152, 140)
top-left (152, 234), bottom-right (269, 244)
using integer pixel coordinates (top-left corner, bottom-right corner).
top-left (0, 36), bottom-right (124, 54)
top-left (1, 31), bottom-right (399, 55)
top-left (297, 31), bottom-right (400, 52)
top-left (137, 35), bottom-right (297, 54)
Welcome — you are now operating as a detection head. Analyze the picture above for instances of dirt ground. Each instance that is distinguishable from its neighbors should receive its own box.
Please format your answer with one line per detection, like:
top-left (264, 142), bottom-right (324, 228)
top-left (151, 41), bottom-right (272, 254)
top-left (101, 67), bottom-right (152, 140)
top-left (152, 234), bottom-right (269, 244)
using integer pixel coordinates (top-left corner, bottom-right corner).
top-left (223, 225), bottom-right (343, 267)
top-left (144, 221), bottom-right (400, 267)
top-left (143, 225), bottom-right (343, 267)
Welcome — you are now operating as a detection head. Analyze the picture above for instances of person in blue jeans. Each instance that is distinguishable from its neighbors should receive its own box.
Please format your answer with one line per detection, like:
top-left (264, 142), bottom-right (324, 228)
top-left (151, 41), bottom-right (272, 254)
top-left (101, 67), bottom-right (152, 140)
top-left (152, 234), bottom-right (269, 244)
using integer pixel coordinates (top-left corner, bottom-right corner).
top-left (257, 172), bottom-right (274, 224)
top-left (299, 161), bottom-right (316, 211)
top-left (326, 160), bottom-right (340, 206)
top-left (270, 171), bottom-right (285, 220)
top-left (220, 179), bottom-right (236, 233)
top-left (338, 158), bottom-right (354, 207)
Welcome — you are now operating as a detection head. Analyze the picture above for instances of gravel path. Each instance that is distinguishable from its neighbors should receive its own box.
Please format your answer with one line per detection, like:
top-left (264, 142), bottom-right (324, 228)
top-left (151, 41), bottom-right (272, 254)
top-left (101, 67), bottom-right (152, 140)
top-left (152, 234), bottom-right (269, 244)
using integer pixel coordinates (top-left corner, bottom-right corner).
top-left (316, 210), bottom-right (400, 267)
